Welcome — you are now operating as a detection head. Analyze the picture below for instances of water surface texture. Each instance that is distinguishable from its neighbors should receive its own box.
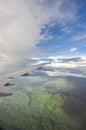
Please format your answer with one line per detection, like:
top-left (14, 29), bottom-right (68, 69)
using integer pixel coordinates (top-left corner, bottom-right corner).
top-left (0, 74), bottom-right (86, 130)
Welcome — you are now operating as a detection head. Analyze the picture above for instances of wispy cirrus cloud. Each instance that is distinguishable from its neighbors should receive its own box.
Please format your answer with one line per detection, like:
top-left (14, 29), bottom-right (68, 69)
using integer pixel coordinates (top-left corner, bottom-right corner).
top-left (71, 33), bottom-right (86, 41)
top-left (70, 48), bottom-right (78, 52)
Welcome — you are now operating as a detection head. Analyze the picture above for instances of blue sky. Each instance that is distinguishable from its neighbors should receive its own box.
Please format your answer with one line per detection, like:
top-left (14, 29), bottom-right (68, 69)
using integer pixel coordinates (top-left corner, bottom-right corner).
top-left (37, 0), bottom-right (86, 58)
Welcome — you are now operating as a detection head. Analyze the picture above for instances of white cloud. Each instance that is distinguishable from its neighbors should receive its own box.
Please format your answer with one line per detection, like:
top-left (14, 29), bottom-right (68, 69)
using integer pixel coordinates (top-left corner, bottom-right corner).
top-left (0, 0), bottom-right (78, 70)
top-left (45, 70), bottom-right (86, 78)
top-left (71, 33), bottom-right (86, 41)
top-left (70, 48), bottom-right (77, 52)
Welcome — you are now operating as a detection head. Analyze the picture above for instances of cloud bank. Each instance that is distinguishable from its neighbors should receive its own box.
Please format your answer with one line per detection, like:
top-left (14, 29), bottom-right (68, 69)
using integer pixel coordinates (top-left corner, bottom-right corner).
top-left (40, 56), bottom-right (86, 78)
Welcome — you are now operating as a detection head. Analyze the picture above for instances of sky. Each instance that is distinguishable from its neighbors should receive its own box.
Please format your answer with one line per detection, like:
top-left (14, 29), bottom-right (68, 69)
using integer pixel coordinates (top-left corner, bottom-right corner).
top-left (0, 0), bottom-right (86, 71)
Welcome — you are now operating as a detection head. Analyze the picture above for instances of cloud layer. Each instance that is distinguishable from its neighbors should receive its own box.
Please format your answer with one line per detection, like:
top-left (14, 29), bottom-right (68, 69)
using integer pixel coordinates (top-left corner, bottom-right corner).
top-left (38, 56), bottom-right (86, 78)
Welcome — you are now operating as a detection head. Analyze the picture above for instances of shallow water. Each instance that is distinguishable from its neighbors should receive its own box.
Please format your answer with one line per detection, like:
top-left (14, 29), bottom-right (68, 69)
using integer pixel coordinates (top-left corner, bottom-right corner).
top-left (0, 75), bottom-right (86, 130)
